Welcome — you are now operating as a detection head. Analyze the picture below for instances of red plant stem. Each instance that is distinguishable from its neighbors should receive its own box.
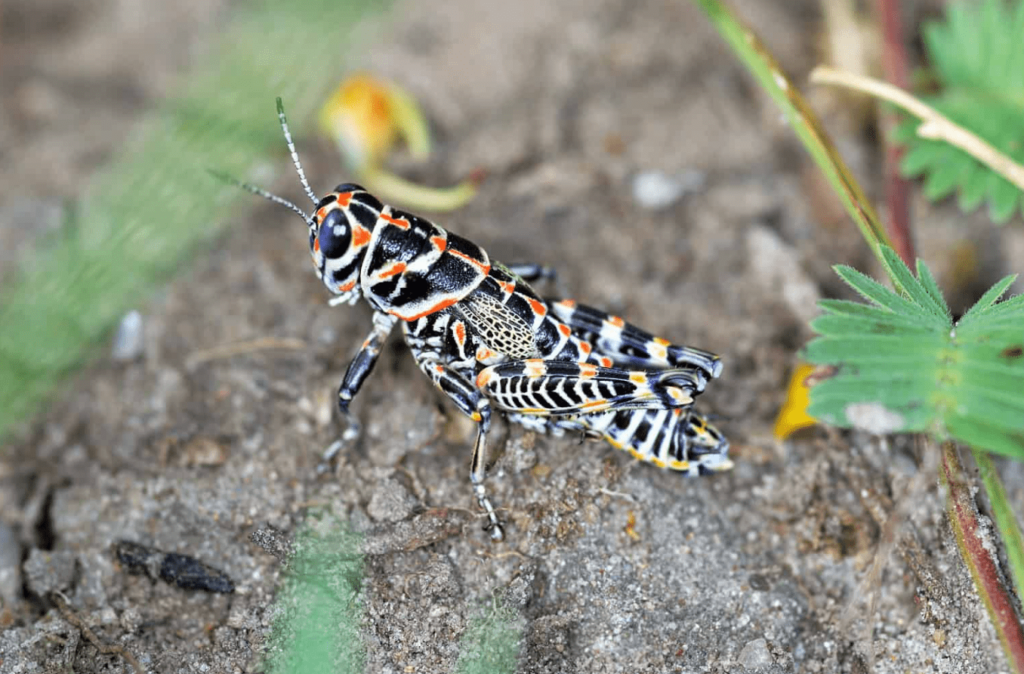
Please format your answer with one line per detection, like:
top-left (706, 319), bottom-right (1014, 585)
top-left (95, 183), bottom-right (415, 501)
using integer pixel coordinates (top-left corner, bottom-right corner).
top-left (880, 1), bottom-right (1024, 663)
top-left (941, 443), bottom-right (1024, 672)
top-left (875, 0), bottom-right (915, 266)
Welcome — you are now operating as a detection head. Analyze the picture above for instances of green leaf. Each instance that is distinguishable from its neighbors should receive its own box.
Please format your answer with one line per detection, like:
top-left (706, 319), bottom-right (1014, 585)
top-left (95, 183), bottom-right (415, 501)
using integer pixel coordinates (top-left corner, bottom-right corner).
top-left (815, 300), bottom-right (943, 332)
top-left (899, 0), bottom-right (1024, 223)
top-left (959, 274), bottom-right (1018, 322)
top-left (916, 260), bottom-right (950, 319)
top-left (455, 598), bottom-right (523, 674)
top-left (807, 246), bottom-right (1024, 457)
top-left (833, 265), bottom-right (936, 320)
top-left (265, 509), bottom-right (365, 674)
top-left (880, 245), bottom-right (949, 319)
top-left (958, 164), bottom-right (991, 211)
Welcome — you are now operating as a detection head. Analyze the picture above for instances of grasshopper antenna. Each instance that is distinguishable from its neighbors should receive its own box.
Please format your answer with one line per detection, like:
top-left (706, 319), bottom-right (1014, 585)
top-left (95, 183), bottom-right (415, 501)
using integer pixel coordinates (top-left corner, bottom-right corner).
top-left (276, 97), bottom-right (318, 206)
top-left (208, 169), bottom-right (314, 227)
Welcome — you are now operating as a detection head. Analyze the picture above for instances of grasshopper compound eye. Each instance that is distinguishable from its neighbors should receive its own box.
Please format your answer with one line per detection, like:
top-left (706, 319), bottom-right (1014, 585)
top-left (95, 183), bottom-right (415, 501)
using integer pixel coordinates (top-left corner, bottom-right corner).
top-left (318, 209), bottom-right (351, 260)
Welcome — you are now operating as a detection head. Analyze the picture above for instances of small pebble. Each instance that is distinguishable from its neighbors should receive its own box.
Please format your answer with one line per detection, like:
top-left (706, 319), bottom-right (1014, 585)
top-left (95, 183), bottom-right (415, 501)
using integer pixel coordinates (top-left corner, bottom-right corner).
top-left (738, 637), bottom-right (773, 670)
top-left (632, 170), bottom-right (705, 210)
top-left (183, 437), bottom-right (229, 467)
top-left (111, 310), bottom-right (145, 361)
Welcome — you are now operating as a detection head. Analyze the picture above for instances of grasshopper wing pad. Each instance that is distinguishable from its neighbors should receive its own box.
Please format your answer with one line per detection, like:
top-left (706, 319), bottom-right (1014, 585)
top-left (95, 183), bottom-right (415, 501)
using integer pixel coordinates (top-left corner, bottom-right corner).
top-left (476, 359), bottom-right (701, 416)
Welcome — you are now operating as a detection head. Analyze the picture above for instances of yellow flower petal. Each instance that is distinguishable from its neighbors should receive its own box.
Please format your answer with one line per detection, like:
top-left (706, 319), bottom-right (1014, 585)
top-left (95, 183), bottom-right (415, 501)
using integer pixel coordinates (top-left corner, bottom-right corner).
top-left (319, 74), bottom-right (402, 170)
top-left (773, 363), bottom-right (818, 439)
top-left (319, 74), bottom-right (478, 212)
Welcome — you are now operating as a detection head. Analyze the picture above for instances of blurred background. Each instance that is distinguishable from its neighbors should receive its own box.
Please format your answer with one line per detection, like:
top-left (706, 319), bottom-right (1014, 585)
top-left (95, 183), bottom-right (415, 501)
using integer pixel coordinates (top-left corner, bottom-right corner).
top-left (2, 0), bottom-right (1023, 672)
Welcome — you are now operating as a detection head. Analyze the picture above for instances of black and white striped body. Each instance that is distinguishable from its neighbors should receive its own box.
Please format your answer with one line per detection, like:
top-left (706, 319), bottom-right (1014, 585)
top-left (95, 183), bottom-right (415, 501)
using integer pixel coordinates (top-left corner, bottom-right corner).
top-left (234, 100), bottom-right (729, 540)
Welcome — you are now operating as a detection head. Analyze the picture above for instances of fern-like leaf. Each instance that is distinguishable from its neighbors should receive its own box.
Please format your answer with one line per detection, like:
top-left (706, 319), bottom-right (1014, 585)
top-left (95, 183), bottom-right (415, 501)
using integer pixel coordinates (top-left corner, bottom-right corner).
top-left (895, 0), bottom-right (1024, 223)
top-left (806, 246), bottom-right (1024, 457)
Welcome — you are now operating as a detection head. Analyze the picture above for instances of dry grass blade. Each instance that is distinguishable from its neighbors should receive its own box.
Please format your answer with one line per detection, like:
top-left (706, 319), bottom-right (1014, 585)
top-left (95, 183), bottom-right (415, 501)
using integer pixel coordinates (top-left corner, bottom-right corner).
top-left (811, 67), bottom-right (1024, 192)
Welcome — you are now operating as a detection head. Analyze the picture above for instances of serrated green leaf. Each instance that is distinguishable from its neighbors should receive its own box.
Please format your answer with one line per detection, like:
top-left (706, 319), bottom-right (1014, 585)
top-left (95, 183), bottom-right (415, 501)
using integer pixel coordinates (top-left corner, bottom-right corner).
top-left (947, 415), bottom-right (1024, 459)
top-left (959, 274), bottom-right (1018, 322)
top-left (900, 138), bottom-right (946, 177)
top-left (808, 250), bottom-right (1024, 457)
top-left (959, 163), bottom-right (992, 211)
top-left (957, 341), bottom-right (1024, 369)
top-left (818, 298), bottom-right (886, 317)
top-left (833, 265), bottom-right (936, 319)
top-left (901, 0), bottom-right (1024, 223)
top-left (923, 146), bottom-right (969, 201)
top-left (960, 386), bottom-right (1024, 424)
top-left (957, 318), bottom-right (1024, 337)
top-left (916, 260), bottom-right (950, 319)
top-left (977, 290), bottom-right (1024, 318)
top-left (962, 368), bottom-right (1024, 401)
top-left (809, 375), bottom-right (934, 407)
top-left (810, 314), bottom-right (942, 338)
top-left (805, 334), bottom-right (947, 364)
top-left (988, 173), bottom-right (1021, 223)
top-left (881, 245), bottom-right (949, 319)
top-left (817, 298), bottom-right (943, 329)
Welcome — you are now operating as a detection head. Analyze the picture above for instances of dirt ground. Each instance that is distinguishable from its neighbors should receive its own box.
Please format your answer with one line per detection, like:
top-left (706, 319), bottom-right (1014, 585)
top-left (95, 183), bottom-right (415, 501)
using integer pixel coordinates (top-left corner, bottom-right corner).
top-left (2, 0), bottom-right (1023, 672)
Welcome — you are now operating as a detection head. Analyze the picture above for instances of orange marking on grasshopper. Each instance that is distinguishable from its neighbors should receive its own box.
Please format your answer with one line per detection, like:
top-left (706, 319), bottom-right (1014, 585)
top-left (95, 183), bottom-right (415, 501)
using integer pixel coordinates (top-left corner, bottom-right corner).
top-left (449, 248), bottom-right (490, 275)
top-left (476, 369), bottom-right (495, 388)
top-left (378, 261), bottom-right (406, 279)
top-left (398, 297), bottom-right (459, 321)
top-left (380, 212), bottom-right (410, 229)
top-left (525, 360), bottom-right (547, 378)
top-left (352, 225), bottom-right (372, 247)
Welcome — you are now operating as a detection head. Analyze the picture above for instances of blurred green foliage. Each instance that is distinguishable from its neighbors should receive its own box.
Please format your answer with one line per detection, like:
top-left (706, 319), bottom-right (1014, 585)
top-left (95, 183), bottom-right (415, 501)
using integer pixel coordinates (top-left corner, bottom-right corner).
top-left (0, 0), bottom-right (393, 444)
top-left (896, 0), bottom-right (1024, 222)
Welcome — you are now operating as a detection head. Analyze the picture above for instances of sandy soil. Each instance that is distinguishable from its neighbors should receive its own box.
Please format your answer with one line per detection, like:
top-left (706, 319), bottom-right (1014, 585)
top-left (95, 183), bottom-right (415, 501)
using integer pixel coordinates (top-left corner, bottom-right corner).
top-left (2, 0), bottom-right (1022, 672)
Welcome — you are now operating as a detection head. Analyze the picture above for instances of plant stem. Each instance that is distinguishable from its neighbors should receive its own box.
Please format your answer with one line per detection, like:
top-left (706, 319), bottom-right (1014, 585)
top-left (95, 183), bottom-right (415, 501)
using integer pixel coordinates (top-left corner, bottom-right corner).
top-left (874, 0), bottom-right (915, 266)
top-left (974, 449), bottom-right (1024, 611)
top-left (692, 0), bottom-right (891, 266)
top-left (810, 67), bottom-right (1024, 192)
top-left (941, 442), bottom-right (1024, 672)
